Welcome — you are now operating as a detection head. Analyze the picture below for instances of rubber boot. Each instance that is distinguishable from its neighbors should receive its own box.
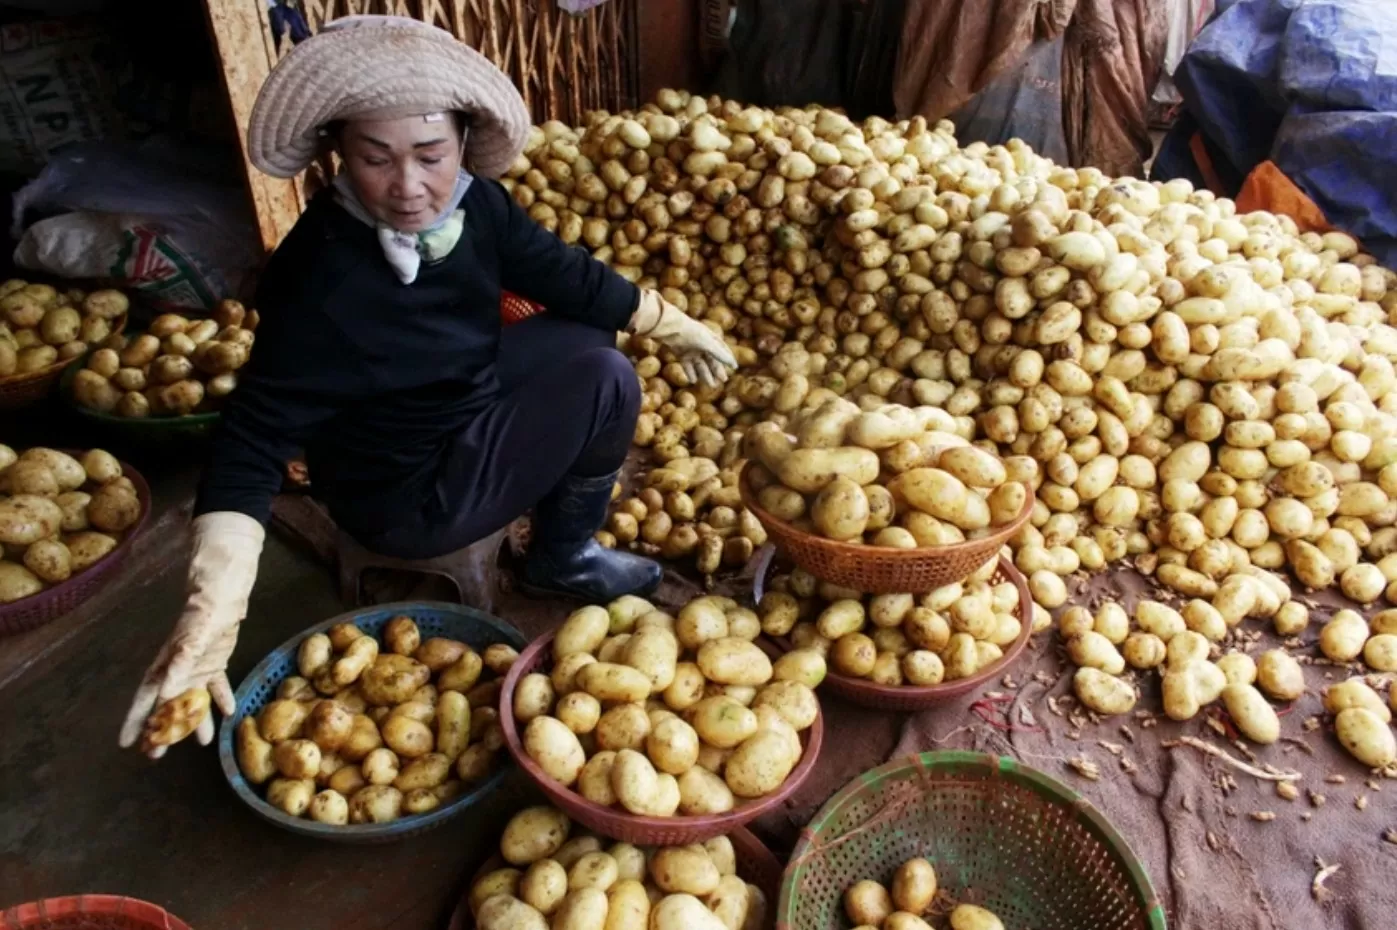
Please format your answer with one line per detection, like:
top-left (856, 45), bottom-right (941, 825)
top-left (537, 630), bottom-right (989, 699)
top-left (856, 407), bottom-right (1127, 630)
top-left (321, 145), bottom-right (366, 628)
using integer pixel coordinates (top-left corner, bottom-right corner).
top-left (519, 470), bottom-right (663, 602)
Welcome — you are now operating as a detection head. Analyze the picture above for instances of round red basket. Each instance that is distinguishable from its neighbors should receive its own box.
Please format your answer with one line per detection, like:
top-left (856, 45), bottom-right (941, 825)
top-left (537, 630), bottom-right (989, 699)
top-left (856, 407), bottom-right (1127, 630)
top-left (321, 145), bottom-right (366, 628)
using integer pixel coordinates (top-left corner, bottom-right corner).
top-left (739, 461), bottom-right (1034, 594)
top-left (0, 452), bottom-right (152, 638)
top-left (1, 895), bottom-right (190, 930)
top-left (755, 548), bottom-right (1037, 711)
top-left (446, 825), bottom-right (783, 930)
top-left (500, 632), bottom-right (824, 845)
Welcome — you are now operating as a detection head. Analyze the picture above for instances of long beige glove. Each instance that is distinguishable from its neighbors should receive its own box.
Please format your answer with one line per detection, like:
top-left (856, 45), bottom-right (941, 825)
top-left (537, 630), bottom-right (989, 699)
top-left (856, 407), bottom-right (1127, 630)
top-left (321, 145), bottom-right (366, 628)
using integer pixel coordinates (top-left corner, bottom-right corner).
top-left (628, 289), bottom-right (738, 389)
top-left (119, 511), bottom-right (264, 758)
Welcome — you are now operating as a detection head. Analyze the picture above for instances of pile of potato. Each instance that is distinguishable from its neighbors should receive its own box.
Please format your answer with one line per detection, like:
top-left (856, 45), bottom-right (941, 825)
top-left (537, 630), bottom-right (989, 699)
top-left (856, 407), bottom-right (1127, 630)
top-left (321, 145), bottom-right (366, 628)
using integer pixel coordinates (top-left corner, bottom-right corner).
top-left (504, 91), bottom-right (1397, 609)
top-left (1063, 591), bottom-right (1397, 767)
top-left (71, 299), bottom-right (257, 418)
top-left (745, 401), bottom-right (1027, 546)
top-left (602, 456), bottom-right (768, 576)
top-left (0, 281), bottom-right (128, 377)
top-left (761, 558), bottom-right (1039, 687)
top-left (0, 446), bottom-right (142, 602)
top-left (469, 804), bottom-right (769, 930)
top-left (234, 615), bottom-right (516, 825)
top-left (515, 594), bottom-right (821, 815)
top-left (843, 856), bottom-right (1004, 930)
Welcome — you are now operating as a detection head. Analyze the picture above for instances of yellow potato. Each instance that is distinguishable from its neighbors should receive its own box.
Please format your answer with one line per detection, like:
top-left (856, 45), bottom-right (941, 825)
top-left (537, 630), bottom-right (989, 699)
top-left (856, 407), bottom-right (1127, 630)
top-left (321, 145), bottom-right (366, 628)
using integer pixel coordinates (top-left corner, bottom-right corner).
top-left (477, 897), bottom-right (547, 930)
top-left (381, 714), bottom-right (433, 759)
top-left (891, 858), bottom-right (938, 914)
top-left (623, 627), bottom-right (679, 691)
top-left (556, 605), bottom-right (611, 658)
top-left (1335, 708), bottom-right (1397, 768)
top-left (775, 447), bottom-right (880, 493)
top-left (603, 880), bottom-right (651, 930)
top-left (513, 673), bottom-right (557, 723)
top-left (267, 778), bottom-right (316, 817)
top-left (724, 726), bottom-right (800, 798)
top-left (235, 716), bottom-right (277, 785)
top-left (1322, 678), bottom-right (1392, 723)
top-left (500, 805), bottom-right (571, 865)
top-left (520, 860), bottom-right (568, 916)
top-left (697, 638), bottom-right (773, 686)
top-left (1073, 668), bottom-right (1137, 716)
top-left (1222, 684), bottom-right (1280, 744)
top-left (610, 748), bottom-right (661, 814)
top-left (843, 880), bottom-right (893, 927)
top-left (649, 893), bottom-right (728, 930)
top-left (553, 888), bottom-right (609, 930)
top-left (811, 475), bottom-right (870, 540)
top-left (577, 662), bottom-right (653, 703)
top-left (950, 904), bottom-right (1005, 930)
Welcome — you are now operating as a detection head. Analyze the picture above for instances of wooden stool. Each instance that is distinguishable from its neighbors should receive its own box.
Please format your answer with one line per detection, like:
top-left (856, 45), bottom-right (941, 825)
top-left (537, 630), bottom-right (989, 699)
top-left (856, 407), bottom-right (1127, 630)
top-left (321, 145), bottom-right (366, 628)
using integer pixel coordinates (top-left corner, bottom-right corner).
top-left (335, 526), bottom-right (508, 612)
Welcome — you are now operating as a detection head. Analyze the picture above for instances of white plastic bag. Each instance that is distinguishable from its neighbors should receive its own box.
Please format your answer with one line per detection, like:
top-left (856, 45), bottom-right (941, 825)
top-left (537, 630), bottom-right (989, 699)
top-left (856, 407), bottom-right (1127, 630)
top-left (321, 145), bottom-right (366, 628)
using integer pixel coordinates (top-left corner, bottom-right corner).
top-left (10, 138), bottom-right (261, 313)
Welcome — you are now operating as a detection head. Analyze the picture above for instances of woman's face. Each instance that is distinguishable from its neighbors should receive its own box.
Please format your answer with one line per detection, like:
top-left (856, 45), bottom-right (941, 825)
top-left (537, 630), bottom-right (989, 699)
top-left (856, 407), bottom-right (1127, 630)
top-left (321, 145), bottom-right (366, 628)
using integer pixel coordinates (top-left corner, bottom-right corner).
top-left (338, 115), bottom-right (463, 232)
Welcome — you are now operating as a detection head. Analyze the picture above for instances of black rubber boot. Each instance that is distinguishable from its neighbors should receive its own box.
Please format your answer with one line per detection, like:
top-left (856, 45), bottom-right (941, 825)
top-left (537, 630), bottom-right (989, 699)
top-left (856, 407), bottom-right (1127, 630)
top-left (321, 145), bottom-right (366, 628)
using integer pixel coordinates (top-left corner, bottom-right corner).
top-left (519, 470), bottom-right (663, 602)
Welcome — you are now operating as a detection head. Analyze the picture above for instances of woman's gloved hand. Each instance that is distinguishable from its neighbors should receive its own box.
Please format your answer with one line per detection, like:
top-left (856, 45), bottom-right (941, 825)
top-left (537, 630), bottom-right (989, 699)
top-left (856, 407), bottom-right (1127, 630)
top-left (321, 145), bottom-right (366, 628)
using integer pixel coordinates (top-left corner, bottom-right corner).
top-left (628, 289), bottom-right (738, 389)
top-left (119, 512), bottom-right (265, 758)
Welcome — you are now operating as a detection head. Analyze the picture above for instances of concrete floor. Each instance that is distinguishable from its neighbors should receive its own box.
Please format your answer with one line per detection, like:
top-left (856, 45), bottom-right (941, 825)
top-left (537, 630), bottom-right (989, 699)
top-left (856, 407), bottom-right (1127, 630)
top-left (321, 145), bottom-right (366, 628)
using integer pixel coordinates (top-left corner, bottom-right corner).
top-left (0, 508), bottom-right (522, 929)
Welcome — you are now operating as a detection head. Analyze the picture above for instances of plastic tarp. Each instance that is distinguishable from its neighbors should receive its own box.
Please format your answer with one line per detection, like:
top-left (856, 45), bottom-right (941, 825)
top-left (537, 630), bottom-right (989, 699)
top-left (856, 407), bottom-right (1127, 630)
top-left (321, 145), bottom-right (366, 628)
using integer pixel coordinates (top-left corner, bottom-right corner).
top-left (1154, 0), bottom-right (1397, 265)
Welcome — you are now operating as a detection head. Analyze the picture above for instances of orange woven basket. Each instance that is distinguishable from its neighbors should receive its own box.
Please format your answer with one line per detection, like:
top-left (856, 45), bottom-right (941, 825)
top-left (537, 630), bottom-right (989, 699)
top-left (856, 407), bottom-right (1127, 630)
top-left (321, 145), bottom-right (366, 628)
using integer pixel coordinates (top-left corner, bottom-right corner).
top-left (739, 461), bottom-right (1035, 594)
top-left (2, 895), bottom-right (189, 930)
top-left (0, 314), bottom-right (127, 410)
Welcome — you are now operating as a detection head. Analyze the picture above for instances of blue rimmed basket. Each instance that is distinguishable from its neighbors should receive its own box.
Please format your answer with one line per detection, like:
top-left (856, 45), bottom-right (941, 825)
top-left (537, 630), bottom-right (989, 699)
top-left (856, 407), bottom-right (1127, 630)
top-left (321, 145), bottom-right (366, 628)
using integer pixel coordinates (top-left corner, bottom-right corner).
top-left (217, 601), bottom-right (527, 844)
top-left (778, 752), bottom-right (1167, 930)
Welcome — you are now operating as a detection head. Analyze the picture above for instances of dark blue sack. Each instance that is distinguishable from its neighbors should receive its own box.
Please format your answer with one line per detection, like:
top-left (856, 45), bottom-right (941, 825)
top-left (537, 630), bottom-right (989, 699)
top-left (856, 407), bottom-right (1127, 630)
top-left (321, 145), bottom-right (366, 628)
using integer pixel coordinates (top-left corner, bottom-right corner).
top-left (1151, 0), bottom-right (1397, 265)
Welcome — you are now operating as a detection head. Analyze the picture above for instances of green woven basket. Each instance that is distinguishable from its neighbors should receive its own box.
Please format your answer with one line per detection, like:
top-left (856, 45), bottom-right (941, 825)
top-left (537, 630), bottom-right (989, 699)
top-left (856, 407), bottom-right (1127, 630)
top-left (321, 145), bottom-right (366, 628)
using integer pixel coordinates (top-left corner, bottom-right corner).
top-left (779, 752), bottom-right (1166, 930)
top-left (58, 349), bottom-right (222, 444)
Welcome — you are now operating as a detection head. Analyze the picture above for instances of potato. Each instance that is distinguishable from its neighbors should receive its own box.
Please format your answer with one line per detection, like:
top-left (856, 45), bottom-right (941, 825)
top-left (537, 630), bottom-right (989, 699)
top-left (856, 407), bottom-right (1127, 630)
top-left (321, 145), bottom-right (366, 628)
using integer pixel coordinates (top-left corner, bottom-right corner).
top-left (0, 495), bottom-right (63, 546)
top-left (297, 633), bottom-right (333, 679)
top-left (307, 789), bottom-right (350, 825)
top-left (1255, 650), bottom-right (1305, 702)
top-left (603, 880), bottom-right (650, 930)
top-left (524, 716), bottom-right (586, 785)
top-left (381, 714), bottom-right (433, 759)
top-left (649, 894), bottom-right (728, 930)
top-left (1318, 610), bottom-right (1368, 662)
top-left (267, 778), bottom-right (316, 817)
top-left (1322, 678), bottom-right (1392, 723)
top-left (436, 690), bottom-right (471, 758)
top-left (556, 691), bottom-right (602, 734)
top-left (485, 643), bottom-right (520, 676)
top-left (328, 764), bottom-right (367, 797)
top-left (1073, 668), bottom-right (1137, 716)
top-left (610, 748), bottom-right (661, 814)
top-left (596, 703), bottom-right (651, 752)
top-left (690, 696), bottom-right (758, 748)
top-left (235, 716), bottom-right (277, 784)
top-left (577, 662), bottom-right (653, 703)
top-left (553, 888), bottom-right (608, 930)
top-left (23, 538), bottom-right (71, 583)
top-left (1066, 631), bottom-right (1125, 676)
top-left (437, 649), bottom-right (485, 693)
top-left (394, 752), bottom-right (451, 791)
top-left (500, 805), bottom-right (571, 865)
top-left (519, 860), bottom-right (568, 916)
top-left (697, 638), bottom-right (773, 686)
top-left (950, 905), bottom-right (1005, 930)
top-left (258, 698), bottom-right (310, 742)
top-left (362, 747), bottom-right (401, 785)
top-left (624, 627), bottom-right (679, 691)
top-left (557, 605), bottom-right (611, 658)
top-left (647, 715), bottom-right (700, 774)
top-left (811, 476), bottom-right (869, 540)
top-left (843, 880), bottom-right (893, 927)
top-left (477, 897), bottom-right (548, 930)
top-left (568, 852), bottom-right (619, 893)
top-left (339, 713), bottom-right (383, 761)
top-left (415, 637), bottom-right (468, 671)
top-left (456, 743), bottom-right (498, 783)
top-left (1222, 684), bottom-right (1280, 744)
top-left (304, 700), bottom-right (354, 752)
top-left (1334, 708), bottom-right (1397, 768)
top-left (891, 858), bottom-right (937, 914)
top-left (553, 653), bottom-right (598, 694)
top-left (771, 649), bottom-right (827, 689)
top-left (382, 615), bottom-right (421, 655)
top-left (724, 726), bottom-right (800, 798)
top-left (514, 673), bottom-right (557, 723)
top-left (751, 680), bottom-right (819, 730)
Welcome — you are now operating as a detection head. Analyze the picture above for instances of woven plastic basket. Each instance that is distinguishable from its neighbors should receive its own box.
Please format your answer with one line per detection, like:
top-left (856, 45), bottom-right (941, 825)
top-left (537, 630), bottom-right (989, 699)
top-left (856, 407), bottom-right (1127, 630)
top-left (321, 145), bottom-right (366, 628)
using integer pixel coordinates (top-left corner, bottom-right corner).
top-left (755, 548), bottom-right (1036, 711)
top-left (1, 895), bottom-right (190, 930)
top-left (58, 348), bottom-right (221, 444)
top-left (738, 462), bottom-right (1034, 594)
top-left (0, 314), bottom-right (127, 410)
top-left (778, 752), bottom-right (1167, 930)
top-left (0, 455), bottom-right (152, 638)
top-left (446, 825), bottom-right (783, 930)
top-left (217, 601), bottom-right (527, 844)
top-left (500, 631), bottom-right (823, 845)
top-left (500, 291), bottom-right (545, 326)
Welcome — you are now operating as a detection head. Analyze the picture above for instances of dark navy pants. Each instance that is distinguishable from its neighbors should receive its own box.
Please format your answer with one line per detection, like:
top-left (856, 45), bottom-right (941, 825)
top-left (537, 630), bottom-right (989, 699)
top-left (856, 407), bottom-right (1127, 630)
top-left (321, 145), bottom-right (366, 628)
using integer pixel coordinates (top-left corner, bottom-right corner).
top-left (358, 315), bottom-right (640, 559)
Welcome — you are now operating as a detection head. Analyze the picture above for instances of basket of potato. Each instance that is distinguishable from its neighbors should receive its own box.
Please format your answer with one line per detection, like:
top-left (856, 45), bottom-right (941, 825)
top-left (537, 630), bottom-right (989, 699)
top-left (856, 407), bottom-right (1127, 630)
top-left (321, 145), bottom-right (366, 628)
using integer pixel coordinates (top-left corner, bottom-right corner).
top-left (779, 752), bottom-right (1165, 930)
top-left (755, 552), bottom-right (1038, 711)
top-left (0, 446), bottom-right (150, 636)
top-left (216, 602), bottom-right (526, 843)
top-left (0, 281), bottom-right (129, 409)
top-left (63, 299), bottom-right (256, 434)
top-left (499, 594), bottom-right (824, 845)
top-left (739, 404), bottom-right (1034, 594)
top-left (450, 803), bottom-right (782, 930)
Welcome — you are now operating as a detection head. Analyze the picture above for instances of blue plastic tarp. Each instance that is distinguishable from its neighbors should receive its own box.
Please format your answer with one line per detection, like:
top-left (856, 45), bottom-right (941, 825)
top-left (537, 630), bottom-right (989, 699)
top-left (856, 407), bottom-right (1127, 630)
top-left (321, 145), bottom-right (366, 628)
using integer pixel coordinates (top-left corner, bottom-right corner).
top-left (1152, 0), bottom-right (1397, 266)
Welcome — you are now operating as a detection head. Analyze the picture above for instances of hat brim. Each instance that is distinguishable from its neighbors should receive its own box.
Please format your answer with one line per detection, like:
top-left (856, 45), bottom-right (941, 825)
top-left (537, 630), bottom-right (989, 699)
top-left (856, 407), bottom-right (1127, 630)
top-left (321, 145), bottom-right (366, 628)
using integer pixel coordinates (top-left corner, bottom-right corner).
top-left (248, 20), bottom-right (530, 179)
